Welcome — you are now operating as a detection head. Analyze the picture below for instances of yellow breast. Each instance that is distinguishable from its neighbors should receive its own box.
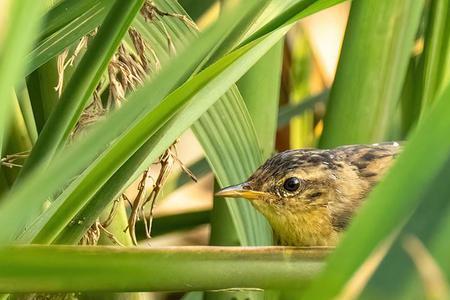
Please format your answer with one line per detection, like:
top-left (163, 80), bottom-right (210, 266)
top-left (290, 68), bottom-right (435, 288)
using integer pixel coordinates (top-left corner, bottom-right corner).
top-left (269, 208), bottom-right (340, 246)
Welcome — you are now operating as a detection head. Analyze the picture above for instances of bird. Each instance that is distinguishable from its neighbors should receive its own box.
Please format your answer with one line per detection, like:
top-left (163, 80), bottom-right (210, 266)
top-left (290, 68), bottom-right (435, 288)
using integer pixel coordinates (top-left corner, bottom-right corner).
top-left (216, 142), bottom-right (402, 246)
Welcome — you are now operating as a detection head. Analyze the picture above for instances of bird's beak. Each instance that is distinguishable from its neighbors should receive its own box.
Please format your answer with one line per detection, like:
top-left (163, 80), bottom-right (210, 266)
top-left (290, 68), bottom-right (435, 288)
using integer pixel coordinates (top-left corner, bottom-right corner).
top-left (215, 183), bottom-right (264, 200)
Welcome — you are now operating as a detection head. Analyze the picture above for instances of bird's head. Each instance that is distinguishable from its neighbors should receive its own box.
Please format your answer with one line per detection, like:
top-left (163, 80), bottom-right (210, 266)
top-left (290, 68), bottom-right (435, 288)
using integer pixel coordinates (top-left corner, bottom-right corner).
top-left (216, 149), bottom-right (339, 217)
top-left (216, 143), bottom-right (401, 246)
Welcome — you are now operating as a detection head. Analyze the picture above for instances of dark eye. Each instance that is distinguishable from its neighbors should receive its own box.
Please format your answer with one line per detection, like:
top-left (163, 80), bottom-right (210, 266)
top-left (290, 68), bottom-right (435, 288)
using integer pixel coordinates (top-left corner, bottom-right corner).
top-left (283, 177), bottom-right (301, 192)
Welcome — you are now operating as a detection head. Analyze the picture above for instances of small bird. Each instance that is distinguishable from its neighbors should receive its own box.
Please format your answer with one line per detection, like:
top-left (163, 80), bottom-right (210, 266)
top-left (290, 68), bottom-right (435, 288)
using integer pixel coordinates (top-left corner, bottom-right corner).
top-left (216, 142), bottom-right (402, 246)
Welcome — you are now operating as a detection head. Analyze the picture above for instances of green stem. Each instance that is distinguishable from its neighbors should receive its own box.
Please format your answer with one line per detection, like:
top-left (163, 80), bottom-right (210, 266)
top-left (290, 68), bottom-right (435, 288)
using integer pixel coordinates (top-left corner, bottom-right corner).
top-left (320, 0), bottom-right (426, 147)
top-left (2, 93), bottom-right (33, 185)
top-left (0, 246), bottom-right (327, 293)
top-left (419, 0), bottom-right (450, 111)
top-left (26, 59), bottom-right (61, 134)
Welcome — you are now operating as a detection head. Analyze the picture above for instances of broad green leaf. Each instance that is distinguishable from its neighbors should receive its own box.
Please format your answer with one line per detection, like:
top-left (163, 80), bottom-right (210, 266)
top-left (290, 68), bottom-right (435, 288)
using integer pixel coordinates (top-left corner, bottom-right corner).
top-left (0, 0), bottom-right (43, 152)
top-left (40, 0), bottom-right (109, 39)
top-left (3, 1), bottom-right (286, 245)
top-left (18, 0), bottom-right (146, 179)
top-left (301, 83), bottom-right (450, 299)
top-left (31, 26), bottom-right (288, 245)
top-left (320, 0), bottom-right (426, 147)
top-left (46, 0), bottom-right (270, 245)
top-left (237, 42), bottom-right (284, 158)
top-left (418, 0), bottom-right (450, 113)
top-left (26, 0), bottom-right (113, 75)
top-left (193, 88), bottom-right (271, 246)
top-left (0, 245), bottom-right (327, 293)
top-left (196, 3), bottom-right (348, 249)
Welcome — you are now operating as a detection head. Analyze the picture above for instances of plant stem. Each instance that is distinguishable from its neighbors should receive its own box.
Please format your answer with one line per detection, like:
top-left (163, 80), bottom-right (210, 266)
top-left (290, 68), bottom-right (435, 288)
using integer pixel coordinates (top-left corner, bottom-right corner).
top-left (0, 245), bottom-right (328, 293)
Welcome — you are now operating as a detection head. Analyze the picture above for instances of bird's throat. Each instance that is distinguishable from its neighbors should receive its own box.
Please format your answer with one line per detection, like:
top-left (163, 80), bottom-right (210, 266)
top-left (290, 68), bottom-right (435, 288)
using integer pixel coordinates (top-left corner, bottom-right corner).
top-left (268, 208), bottom-right (339, 246)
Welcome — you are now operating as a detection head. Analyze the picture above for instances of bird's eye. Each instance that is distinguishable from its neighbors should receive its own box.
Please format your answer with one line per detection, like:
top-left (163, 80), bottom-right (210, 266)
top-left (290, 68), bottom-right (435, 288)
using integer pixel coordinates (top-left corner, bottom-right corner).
top-left (283, 177), bottom-right (301, 192)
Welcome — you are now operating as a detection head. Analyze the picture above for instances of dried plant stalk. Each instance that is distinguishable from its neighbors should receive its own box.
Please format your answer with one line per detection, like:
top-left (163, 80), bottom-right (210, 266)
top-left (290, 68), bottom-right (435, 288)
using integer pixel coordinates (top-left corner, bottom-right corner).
top-left (0, 150), bottom-right (30, 168)
top-left (403, 235), bottom-right (449, 300)
top-left (125, 142), bottom-right (197, 245)
top-left (49, 1), bottom-right (197, 246)
top-left (55, 34), bottom-right (91, 97)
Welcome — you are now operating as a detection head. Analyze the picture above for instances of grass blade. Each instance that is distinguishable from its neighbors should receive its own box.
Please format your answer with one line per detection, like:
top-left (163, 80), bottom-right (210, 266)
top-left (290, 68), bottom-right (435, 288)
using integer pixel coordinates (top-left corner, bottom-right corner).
top-left (418, 0), bottom-right (450, 113)
top-left (360, 157), bottom-right (450, 299)
top-left (237, 41), bottom-right (284, 158)
top-left (26, 0), bottom-right (112, 75)
top-left (0, 1), bottom-right (43, 152)
top-left (320, 0), bottom-right (426, 147)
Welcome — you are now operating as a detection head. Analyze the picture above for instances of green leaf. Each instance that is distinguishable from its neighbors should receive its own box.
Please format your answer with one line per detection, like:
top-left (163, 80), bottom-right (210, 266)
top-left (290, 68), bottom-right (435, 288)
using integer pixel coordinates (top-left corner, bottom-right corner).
top-left (26, 0), bottom-right (113, 75)
top-left (50, 0), bottom-right (271, 245)
top-left (418, 0), bottom-right (450, 113)
top-left (400, 58), bottom-right (422, 136)
top-left (40, 0), bottom-right (109, 39)
top-left (4, 2), bottom-right (288, 245)
top-left (0, 0), bottom-right (43, 152)
top-left (2, 95), bottom-right (34, 184)
top-left (0, 245), bottom-right (327, 293)
top-left (194, 0), bottom-right (348, 249)
top-left (242, 0), bottom-right (347, 46)
top-left (14, 84), bottom-right (39, 144)
top-left (301, 82), bottom-right (450, 299)
top-left (320, 0), bottom-right (426, 147)
top-left (237, 41), bottom-right (284, 159)
top-left (17, 0), bottom-right (346, 248)
top-left (277, 91), bottom-right (328, 128)
top-left (39, 27), bottom-right (287, 245)
top-left (26, 59), bottom-right (61, 134)
top-left (360, 157), bottom-right (450, 299)
top-left (193, 88), bottom-right (272, 246)
top-left (18, 0), bottom-right (145, 179)
top-left (50, 0), bottom-right (337, 248)
top-left (135, 210), bottom-right (210, 239)
top-left (179, 0), bottom-right (217, 21)
top-left (203, 38), bottom-right (284, 300)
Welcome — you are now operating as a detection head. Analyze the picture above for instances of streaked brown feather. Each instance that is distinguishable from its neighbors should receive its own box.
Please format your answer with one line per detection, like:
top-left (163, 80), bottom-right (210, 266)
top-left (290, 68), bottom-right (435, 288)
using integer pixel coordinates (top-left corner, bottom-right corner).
top-left (244, 142), bottom-right (402, 246)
